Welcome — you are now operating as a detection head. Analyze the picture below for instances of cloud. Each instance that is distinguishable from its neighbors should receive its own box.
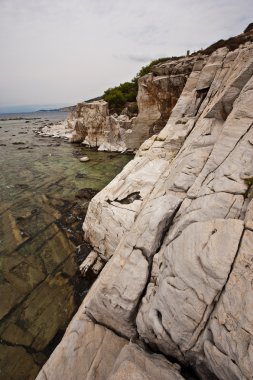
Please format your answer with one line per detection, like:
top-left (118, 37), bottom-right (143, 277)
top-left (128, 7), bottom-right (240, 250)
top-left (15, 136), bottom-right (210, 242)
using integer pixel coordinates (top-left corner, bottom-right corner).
top-left (0, 0), bottom-right (252, 110)
top-left (126, 54), bottom-right (156, 63)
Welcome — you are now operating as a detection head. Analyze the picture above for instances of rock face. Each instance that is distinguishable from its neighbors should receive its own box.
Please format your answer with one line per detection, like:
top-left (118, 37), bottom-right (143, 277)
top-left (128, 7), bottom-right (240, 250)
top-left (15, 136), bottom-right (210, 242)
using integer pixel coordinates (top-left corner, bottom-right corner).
top-left (36, 298), bottom-right (184, 380)
top-left (126, 55), bottom-right (201, 151)
top-left (36, 120), bottom-right (73, 139)
top-left (37, 41), bottom-right (253, 380)
top-left (67, 56), bottom-right (202, 152)
top-left (69, 100), bottom-right (133, 152)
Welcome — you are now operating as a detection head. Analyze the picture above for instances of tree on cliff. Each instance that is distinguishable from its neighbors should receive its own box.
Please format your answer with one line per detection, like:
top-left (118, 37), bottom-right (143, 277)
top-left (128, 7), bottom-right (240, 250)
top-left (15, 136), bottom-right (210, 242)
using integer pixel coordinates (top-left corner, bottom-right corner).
top-left (102, 57), bottom-right (173, 114)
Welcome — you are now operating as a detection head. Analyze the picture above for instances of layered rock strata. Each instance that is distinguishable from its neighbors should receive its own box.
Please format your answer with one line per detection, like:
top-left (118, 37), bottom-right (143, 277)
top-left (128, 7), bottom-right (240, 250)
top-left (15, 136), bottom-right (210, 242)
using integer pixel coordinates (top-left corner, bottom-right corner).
top-left (37, 41), bottom-right (253, 380)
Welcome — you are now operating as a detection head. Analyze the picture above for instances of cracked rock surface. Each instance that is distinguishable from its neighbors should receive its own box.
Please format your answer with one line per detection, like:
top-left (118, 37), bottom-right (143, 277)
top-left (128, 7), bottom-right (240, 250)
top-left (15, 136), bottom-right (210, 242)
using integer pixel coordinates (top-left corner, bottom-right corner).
top-left (37, 41), bottom-right (253, 379)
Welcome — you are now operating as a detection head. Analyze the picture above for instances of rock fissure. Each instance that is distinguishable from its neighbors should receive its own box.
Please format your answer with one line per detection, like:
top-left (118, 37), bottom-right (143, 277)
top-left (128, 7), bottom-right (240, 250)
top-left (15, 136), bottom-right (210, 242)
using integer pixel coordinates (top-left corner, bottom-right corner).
top-left (197, 122), bottom-right (253, 190)
top-left (114, 191), bottom-right (142, 204)
top-left (190, 227), bottom-right (246, 354)
top-left (36, 37), bottom-right (253, 380)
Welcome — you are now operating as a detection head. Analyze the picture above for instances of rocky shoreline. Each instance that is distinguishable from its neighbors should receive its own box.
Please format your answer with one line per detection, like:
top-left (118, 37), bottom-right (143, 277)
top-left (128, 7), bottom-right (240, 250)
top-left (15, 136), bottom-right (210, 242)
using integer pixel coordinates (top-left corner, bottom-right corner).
top-left (37, 55), bottom-right (201, 153)
top-left (36, 34), bottom-right (253, 380)
top-left (0, 113), bottom-right (133, 380)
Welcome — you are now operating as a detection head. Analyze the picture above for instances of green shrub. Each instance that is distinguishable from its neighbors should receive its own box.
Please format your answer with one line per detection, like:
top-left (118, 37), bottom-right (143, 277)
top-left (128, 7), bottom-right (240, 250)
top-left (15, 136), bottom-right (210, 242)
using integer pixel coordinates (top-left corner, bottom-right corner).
top-left (103, 81), bottom-right (138, 113)
top-left (103, 88), bottom-right (126, 110)
top-left (102, 56), bottom-right (179, 113)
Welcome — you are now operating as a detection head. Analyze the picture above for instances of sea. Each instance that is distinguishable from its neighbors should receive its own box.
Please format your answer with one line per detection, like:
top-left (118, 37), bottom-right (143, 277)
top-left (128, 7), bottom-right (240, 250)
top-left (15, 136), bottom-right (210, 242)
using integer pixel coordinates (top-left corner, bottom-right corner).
top-left (0, 111), bottom-right (132, 380)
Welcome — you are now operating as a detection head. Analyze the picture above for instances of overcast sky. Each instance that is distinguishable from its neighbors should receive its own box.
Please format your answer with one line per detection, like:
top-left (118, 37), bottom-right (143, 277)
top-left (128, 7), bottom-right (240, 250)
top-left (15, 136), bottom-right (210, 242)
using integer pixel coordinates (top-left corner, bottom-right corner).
top-left (0, 0), bottom-right (252, 112)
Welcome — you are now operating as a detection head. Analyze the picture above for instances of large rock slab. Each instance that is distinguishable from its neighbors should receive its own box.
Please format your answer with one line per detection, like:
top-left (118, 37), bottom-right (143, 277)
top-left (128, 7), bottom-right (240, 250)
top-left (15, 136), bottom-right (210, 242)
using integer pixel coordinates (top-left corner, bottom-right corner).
top-left (85, 192), bottom-right (182, 338)
top-left (197, 229), bottom-right (253, 380)
top-left (36, 310), bottom-right (127, 380)
top-left (108, 343), bottom-right (185, 380)
top-left (36, 306), bottom-right (185, 380)
top-left (83, 157), bottom-right (168, 259)
top-left (69, 100), bottom-right (130, 151)
top-left (136, 220), bottom-right (244, 360)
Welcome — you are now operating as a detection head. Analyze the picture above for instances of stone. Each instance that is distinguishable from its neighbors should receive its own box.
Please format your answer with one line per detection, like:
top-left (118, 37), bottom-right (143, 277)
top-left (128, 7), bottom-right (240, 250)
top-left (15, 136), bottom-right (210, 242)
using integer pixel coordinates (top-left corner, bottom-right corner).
top-left (196, 48), bottom-right (227, 91)
top-left (36, 311), bottom-right (185, 380)
top-left (79, 156), bottom-right (90, 162)
top-left (69, 100), bottom-right (129, 151)
top-left (36, 120), bottom-right (73, 140)
top-left (83, 157), bottom-right (168, 259)
top-left (79, 250), bottom-right (104, 276)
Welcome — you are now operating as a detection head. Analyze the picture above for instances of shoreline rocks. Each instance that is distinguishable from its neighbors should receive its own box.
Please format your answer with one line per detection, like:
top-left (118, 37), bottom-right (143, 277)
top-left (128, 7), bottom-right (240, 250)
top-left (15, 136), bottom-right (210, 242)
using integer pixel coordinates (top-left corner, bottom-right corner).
top-left (38, 55), bottom-right (203, 152)
top-left (37, 38), bottom-right (253, 380)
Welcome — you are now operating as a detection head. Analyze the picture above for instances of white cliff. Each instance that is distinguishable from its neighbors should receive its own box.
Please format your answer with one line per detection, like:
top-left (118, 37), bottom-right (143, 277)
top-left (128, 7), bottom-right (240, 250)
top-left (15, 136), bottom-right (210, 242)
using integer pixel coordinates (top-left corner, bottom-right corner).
top-left (37, 37), bottom-right (253, 380)
top-left (69, 100), bottom-right (132, 152)
top-left (60, 55), bottom-right (201, 152)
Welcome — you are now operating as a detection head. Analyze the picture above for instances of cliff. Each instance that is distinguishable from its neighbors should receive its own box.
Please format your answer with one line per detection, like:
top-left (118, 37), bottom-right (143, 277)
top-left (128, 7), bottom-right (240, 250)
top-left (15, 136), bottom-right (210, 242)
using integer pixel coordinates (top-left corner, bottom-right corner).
top-left (67, 55), bottom-right (201, 152)
top-left (37, 36), bottom-right (253, 380)
top-left (68, 100), bottom-right (133, 151)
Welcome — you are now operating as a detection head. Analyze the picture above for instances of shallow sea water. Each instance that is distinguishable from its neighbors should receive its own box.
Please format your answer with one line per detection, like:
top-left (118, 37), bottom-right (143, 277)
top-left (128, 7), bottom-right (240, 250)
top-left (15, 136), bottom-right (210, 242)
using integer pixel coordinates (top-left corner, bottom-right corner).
top-left (0, 112), bottom-right (133, 379)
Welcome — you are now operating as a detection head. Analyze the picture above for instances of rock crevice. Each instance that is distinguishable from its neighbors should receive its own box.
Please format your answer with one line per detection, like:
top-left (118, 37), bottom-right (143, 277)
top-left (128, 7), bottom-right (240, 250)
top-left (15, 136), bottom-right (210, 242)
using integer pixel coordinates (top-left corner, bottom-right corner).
top-left (37, 38), bottom-right (253, 380)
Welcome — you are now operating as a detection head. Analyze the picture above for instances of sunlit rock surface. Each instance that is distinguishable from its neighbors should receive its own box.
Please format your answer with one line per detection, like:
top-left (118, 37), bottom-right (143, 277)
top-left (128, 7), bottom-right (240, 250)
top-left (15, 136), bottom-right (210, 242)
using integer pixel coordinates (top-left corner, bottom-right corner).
top-left (37, 40), bottom-right (253, 380)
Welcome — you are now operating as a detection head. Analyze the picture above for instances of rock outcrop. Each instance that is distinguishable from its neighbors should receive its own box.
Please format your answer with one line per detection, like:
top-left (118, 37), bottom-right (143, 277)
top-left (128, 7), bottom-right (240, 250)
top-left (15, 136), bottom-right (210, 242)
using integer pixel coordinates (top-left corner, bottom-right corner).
top-left (67, 55), bottom-right (202, 152)
top-left (37, 38), bottom-right (253, 380)
top-left (69, 100), bottom-right (132, 152)
top-left (36, 297), bottom-right (185, 380)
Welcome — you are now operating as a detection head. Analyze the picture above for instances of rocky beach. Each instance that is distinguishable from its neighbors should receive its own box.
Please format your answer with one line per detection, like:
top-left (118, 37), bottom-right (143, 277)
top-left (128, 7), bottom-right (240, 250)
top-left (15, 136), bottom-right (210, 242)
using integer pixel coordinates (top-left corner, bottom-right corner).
top-left (1, 3), bottom-right (253, 378)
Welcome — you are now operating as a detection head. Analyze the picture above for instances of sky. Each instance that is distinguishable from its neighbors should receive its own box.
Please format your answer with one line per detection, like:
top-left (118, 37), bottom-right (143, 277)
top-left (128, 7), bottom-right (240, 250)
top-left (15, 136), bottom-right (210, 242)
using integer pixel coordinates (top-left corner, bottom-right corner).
top-left (0, 0), bottom-right (252, 113)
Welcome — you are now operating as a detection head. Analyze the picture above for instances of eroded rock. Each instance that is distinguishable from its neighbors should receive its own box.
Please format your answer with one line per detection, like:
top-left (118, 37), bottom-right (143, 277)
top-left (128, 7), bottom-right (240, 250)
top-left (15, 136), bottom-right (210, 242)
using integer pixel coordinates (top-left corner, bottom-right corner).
top-left (37, 41), bottom-right (253, 380)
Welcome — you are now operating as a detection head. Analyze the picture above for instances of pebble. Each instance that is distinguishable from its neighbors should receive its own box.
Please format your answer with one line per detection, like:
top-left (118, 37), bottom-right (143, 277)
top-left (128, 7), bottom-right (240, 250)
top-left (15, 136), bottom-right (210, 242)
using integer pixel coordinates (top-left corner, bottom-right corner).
top-left (80, 156), bottom-right (90, 162)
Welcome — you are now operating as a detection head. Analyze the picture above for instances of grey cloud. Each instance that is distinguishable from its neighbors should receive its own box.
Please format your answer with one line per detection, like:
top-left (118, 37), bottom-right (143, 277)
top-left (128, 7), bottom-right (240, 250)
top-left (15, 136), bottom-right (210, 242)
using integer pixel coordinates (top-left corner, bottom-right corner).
top-left (127, 54), bottom-right (156, 63)
top-left (0, 0), bottom-right (252, 111)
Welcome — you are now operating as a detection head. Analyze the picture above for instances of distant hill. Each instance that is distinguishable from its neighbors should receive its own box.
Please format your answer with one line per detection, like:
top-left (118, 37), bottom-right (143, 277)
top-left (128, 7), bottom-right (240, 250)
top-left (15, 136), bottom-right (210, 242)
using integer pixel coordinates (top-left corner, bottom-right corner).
top-left (37, 97), bottom-right (103, 113)
top-left (37, 105), bottom-right (75, 112)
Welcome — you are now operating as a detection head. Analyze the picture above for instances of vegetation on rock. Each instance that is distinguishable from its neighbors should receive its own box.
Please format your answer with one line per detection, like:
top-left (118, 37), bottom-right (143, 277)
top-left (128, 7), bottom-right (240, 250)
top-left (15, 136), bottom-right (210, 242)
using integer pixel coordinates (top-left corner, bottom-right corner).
top-left (102, 57), bottom-right (179, 114)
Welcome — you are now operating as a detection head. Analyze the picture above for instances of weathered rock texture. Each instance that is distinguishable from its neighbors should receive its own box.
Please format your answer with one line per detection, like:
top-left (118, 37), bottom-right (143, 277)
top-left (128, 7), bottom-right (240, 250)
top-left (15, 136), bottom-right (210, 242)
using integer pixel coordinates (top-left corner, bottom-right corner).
top-left (37, 39), bottom-right (253, 380)
top-left (69, 100), bottom-right (133, 152)
top-left (125, 56), bottom-right (199, 150)
top-left (67, 56), bottom-right (202, 152)
top-left (36, 297), bottom-right (184, 380)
